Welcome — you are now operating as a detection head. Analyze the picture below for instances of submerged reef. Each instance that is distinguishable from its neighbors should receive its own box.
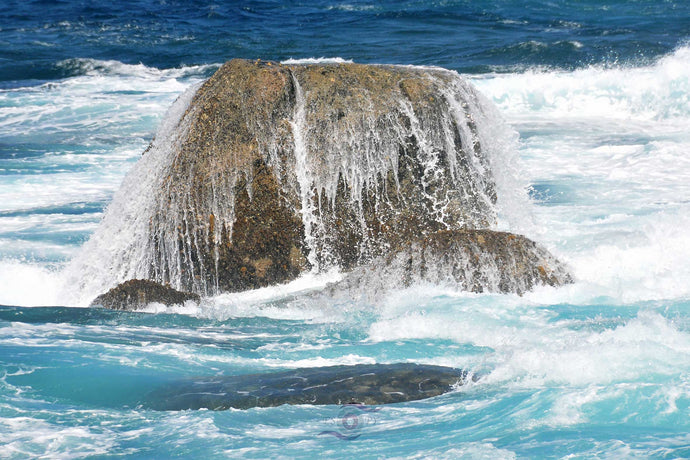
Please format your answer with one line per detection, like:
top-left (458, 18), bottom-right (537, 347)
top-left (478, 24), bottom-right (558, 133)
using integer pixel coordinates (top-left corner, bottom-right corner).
top-left (144, 363), bottom-right (471, 410)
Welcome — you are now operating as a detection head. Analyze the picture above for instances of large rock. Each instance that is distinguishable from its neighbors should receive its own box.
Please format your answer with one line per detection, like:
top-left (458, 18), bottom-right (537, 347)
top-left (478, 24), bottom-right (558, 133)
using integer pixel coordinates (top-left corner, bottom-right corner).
top-left (75, 59), bottom-right (571, 300)
top-left (146, 60), bottom-right (507, 294)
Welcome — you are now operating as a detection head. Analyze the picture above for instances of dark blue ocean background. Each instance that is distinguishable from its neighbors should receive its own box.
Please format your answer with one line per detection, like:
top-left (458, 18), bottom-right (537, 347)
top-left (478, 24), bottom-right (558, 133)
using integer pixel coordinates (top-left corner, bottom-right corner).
top-left (2, 0), bottom-right (688, 83)
top-left (2, 1), bottom-right (690, 458)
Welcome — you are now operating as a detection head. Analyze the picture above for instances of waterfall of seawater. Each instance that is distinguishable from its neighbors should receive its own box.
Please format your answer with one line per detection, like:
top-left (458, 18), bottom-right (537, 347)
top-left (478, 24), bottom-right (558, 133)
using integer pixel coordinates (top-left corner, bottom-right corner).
top-left (435, 71), bottom-right (529, 233)
top-left (60, 83), bottom-right (202, 306)
top-left (289, 74), bottom-right (321, 270)
top-left (63, 64), bottom-right (527, 304)
top-left (284, 64), bottom-right (518, 268)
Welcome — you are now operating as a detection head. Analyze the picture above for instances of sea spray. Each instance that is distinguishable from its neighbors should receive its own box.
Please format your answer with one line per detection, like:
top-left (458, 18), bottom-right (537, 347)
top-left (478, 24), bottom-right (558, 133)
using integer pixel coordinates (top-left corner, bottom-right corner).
top-left (473, 45), bottom-right (690, 302)
top-left (0, 61), bottom-right (208, 307)
top-left (60, 82), bottom-right (202, 306)
top-left (473, 46), bottom-right (690, 122)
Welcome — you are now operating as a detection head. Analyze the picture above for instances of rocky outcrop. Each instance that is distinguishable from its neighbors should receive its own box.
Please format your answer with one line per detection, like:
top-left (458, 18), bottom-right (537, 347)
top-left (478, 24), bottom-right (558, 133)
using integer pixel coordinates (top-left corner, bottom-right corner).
top-left (144, 60), bottom-right (510, 294)
top-left (77, 59), bottom-right (571, 301)
top-left (89, 279), bottom-right (200, 311)
top-left (331, 230), bottom-right (572, 297)
top-left (144, 363), bottom-right (471, 410)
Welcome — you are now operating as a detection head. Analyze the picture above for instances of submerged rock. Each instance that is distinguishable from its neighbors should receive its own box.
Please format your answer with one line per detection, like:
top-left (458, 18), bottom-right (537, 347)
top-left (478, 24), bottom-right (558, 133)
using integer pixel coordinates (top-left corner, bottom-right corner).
top-left (333, 229), bottom-right (573, 296)
top-left (89, 279), bottom-right (200, 311)
top-left (144, 363), bottom-right (470, 410)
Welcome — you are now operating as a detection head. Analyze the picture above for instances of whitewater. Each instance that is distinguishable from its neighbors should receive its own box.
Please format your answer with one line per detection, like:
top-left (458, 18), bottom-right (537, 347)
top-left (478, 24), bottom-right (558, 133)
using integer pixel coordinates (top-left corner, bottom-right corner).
top-left (1, 43), bottom-right (690, 459)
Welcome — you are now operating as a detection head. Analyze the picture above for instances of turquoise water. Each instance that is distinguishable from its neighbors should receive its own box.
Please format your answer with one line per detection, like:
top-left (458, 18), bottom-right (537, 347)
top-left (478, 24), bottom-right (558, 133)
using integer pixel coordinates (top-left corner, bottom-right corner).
top-left (3, 296), bottom-right (690, 457)
top-left (2, 1), bottom-right (690, 458)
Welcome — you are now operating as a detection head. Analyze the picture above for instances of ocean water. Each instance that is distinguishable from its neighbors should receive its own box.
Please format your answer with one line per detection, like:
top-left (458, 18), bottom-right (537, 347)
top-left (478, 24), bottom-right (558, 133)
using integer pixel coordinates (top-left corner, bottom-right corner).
top-left (1, 1), bottom-right (690, 458)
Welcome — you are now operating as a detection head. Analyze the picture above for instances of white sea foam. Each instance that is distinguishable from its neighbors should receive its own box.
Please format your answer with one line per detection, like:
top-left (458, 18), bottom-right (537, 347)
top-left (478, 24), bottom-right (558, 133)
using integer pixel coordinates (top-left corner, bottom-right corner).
top-left (367, 288), bottom-right (690, 388)
top-left (55, 58), bottom-right (219, 80)
top-left (0, 60), bottom-right (207, 305)
top-left (469, 45), bottom-right (690, 305)
top-left (197, 270), bottom-right (344, 320)
top-left (0, 66), bottom-right (200, 141)
top-left (405, 443), bottom-right (517, 460)
top-left (0, 260), bottom-right (63, 306)
top-left (280, 57), bottom-right (354, 65)
top-left (325, 4), bottom-right (377, 12)
top-left (0, 413), bottom-right (116, 459)
top-left (471, 45), bottom-right (690, 120)
top-left (0, 147), bottom-right (143, 217)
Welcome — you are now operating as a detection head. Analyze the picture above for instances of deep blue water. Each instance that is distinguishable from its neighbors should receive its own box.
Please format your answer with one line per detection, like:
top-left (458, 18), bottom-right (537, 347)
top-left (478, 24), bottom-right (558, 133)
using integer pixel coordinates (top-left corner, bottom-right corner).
top-left (2, 1), bottom-right (690, 458)
top-left (1, 0), bottom-right (688, 83)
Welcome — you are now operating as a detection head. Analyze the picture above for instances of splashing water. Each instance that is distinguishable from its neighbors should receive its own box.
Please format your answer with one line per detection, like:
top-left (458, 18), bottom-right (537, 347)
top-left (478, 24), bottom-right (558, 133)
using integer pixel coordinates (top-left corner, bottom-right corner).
top-left (62, 63), bottom-right (524, 302)
top-left (60, 82), bottom-right (203, 306)
top-left (290, 74), bottom-right (320, 270)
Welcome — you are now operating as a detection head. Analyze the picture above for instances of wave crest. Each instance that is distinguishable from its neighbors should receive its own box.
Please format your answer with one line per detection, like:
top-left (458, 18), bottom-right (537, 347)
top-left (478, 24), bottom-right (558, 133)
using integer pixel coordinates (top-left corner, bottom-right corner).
top-left (55, 58), bottom-right (219, 80)
top-left (280, 57), bottom-right (354, 65)
top-left (473, 45), bottom-right (690, 121)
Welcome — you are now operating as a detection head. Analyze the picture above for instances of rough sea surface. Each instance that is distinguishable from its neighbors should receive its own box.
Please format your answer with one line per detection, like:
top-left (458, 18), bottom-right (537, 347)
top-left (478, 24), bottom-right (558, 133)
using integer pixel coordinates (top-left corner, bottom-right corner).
top-left (1, 1), bottom-right (690, 458)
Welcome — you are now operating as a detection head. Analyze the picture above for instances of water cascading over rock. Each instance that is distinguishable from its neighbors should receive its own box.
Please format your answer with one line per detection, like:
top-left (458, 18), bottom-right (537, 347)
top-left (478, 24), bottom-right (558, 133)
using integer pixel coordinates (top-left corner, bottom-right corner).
top-left (66, 59), bottom-right (571, 305)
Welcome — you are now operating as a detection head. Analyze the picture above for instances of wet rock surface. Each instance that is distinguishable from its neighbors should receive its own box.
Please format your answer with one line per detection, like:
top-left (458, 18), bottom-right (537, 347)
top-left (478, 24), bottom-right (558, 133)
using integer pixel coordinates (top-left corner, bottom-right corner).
top-left (85, 59), bottom-right (572, 299)
top-left (144, 59), bottom-right (508, 294)
top-left (89, 279), bottom-right (200, 311)
top-left (144, 363), bottom-right (471, 410)
top-left (333, 229), bottom-right (573, 296)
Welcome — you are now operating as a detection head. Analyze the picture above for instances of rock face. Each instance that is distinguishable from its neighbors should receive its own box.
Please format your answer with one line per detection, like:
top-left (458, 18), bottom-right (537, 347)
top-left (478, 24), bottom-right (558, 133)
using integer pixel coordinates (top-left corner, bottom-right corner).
top-left (73, 59), bottom-right (571, 301)
top-left (89, 279), bottom-right (200, 311)
top-left (144, 363), bottom-right (471, 410)
top-left (147, 59), bottom-right (501, 295)
top-left (150, 60), bottom-right (308, 294)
